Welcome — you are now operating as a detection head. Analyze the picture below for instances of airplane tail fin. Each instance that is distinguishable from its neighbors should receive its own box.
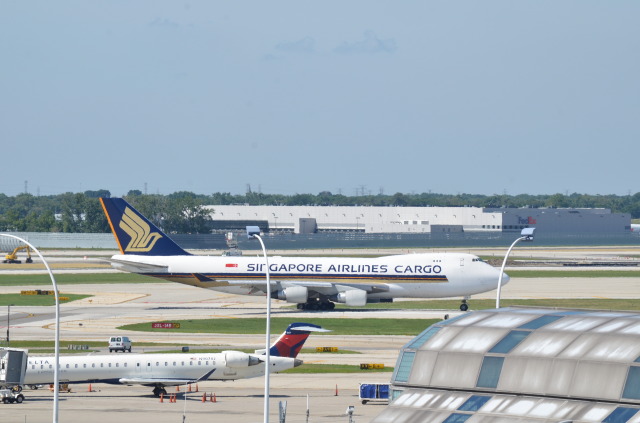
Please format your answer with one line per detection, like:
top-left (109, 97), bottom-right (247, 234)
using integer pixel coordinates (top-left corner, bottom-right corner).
top-left (100, 197), bottom-right (190, 256)
top-left (266, 322), bottom-right (330, 358)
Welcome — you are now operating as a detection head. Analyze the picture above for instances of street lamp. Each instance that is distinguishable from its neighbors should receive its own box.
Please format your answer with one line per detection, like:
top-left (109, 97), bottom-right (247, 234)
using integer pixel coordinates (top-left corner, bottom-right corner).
top-left (0, 234), bottom-right (60, 423)
top-left (246, 226), bottom-right (272, 423)
top-left (6, 304), bottom-right (13, 346)
top-left (496, 227), bottom-right (535, 309)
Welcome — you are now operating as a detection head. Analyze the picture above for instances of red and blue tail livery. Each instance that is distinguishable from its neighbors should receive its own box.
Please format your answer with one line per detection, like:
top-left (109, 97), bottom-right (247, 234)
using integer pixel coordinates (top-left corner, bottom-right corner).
top-left (269, 323), bottom-right (330, 358)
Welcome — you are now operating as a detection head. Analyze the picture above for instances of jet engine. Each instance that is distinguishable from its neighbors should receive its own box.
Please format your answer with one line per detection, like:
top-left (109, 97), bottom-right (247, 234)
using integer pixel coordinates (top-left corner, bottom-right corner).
top-left (222, 351), bottom-right (262, 368)
top-left (334, 289), bottom-right (367, 307)
top-left (273, 286), bottom-right (308, 303)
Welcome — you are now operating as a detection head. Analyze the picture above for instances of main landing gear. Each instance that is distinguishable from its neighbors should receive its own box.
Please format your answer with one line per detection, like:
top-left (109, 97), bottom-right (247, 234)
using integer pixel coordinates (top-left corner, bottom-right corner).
top-left (296, 299), bottom-right (336, 311)
top-left (152, 386), bottom-right (168, 397)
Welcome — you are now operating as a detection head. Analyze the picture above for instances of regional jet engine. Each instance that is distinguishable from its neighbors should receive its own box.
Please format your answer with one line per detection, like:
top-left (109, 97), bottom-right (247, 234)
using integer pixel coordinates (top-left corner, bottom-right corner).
top-left (222, 351), bottom-right (262, 367)
top-left (274, 286), bottom-right (308, 303)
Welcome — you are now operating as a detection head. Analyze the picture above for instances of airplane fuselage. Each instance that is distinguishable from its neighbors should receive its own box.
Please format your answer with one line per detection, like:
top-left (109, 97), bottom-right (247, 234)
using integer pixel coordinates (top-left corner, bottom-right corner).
top-left (25, 352), bottom-right (296, 386)
top-left (109, 252), bottom-right (507, 300)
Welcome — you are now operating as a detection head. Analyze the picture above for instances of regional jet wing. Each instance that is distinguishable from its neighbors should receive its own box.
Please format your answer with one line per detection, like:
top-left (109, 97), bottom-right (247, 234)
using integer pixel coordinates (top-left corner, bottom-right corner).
top-left (119, 369), bottom-right (216, 386)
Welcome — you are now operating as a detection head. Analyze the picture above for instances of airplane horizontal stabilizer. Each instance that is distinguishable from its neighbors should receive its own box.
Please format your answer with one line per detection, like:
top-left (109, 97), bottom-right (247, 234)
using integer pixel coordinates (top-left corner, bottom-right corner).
top-left (107, 258), bottom-right (169, 274)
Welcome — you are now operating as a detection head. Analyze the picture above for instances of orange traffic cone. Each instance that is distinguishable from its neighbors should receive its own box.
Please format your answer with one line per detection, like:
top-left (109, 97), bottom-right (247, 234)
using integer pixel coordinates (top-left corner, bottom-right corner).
top-left (188, 384), bottom-right (192, 392)
top-left (88, 383), bottom-right (92, 392)
top-left (176, 385), bottom-right (180, 392)
top-left (195, 383), bottom-right (199, 392)
top-left (160, 393), bottom-right (164, 403)
top-left (202, 393), bottom-right (207, 402)
top-left (211, 393), bottom-right (217, 403)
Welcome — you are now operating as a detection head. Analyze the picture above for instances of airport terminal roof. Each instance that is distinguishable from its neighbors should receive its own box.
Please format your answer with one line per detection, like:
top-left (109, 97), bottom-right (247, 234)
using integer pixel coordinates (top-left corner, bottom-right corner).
top-left (372, 307), bottom-right (640, 423)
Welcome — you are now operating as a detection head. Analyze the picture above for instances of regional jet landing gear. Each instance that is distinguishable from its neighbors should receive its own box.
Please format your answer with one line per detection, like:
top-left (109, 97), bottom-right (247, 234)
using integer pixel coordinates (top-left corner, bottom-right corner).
top-left (152, 386), bottom-right (168, 397)
top-left (460, 297), bottom-right (470, 312)
top-left (296, 299), bottom-right (336, 311)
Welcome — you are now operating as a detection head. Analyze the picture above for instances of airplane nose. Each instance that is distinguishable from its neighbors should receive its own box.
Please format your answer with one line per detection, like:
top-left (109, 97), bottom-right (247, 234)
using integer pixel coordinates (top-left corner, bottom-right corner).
top-left (294, 359), bottom-right (303, 367)
top-left (501, 272), bottom-right (510, 285)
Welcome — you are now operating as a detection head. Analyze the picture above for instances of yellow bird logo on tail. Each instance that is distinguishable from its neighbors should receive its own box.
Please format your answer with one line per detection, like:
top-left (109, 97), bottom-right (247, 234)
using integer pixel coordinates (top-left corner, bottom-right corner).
top-left (119, 207), bottom-right (162, 252)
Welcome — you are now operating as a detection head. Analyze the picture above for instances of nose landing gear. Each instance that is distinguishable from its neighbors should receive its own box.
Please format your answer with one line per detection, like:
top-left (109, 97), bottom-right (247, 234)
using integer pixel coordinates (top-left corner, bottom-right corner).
top-left (460, 298), bottom-right (469, 311)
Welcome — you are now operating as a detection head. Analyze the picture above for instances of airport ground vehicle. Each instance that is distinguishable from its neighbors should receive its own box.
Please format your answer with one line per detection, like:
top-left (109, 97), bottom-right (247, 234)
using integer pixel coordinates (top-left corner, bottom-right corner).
top-left (108, 336), bottom-right (132, 352)
top-left (0, 386), bottom-right (24, 404)
top-left (3, 245), bottom-right (33, 264)
top-left (359, 383), bottom-right (389, 404)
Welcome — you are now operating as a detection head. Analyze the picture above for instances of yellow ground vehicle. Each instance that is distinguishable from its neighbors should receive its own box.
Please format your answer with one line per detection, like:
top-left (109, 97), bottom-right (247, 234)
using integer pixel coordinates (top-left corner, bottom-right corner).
top-left (3, 246), bottom-right (33, 264)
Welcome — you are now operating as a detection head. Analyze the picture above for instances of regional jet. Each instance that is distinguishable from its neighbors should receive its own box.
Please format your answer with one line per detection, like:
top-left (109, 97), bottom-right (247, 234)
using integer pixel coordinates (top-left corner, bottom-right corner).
top-left (25, 323), bottom-right (326, 397)
top-left (100, 198), bottom-right (508, 311)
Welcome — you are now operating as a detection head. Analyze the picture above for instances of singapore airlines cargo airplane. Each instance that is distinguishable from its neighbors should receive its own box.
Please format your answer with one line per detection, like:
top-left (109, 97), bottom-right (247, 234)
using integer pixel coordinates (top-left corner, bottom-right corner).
top-left (25, 323), bottom-right (326, 397)
top-left (100, 198), bottom-right (508, 311)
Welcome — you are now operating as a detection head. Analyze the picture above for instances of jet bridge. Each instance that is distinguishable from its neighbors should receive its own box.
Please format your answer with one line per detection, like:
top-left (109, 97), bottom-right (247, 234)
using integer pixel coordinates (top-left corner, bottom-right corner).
top-left (1, 348), bottom-right (28, 386)
top-left (0, 348), bottom-right (28, 404)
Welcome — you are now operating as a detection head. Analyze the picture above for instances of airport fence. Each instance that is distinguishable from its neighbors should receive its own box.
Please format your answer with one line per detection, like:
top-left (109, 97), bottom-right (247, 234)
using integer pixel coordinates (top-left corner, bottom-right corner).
top-left (1, 231), bottom-right (638, 251)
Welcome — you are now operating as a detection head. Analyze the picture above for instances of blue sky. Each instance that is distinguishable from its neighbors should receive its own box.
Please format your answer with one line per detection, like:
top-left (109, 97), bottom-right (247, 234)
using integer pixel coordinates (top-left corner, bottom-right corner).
top-left (1, 1), bottom-right (638, 197)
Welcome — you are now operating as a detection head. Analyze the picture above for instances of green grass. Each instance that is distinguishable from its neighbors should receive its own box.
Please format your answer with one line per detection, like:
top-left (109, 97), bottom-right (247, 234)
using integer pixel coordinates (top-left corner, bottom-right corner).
top-left (282, 364), bottom-right (393, 374)
top-left (7, 340), bottom-right (105, 348)
top-left (333, 298), bottom-right (640, 311)
top-left (119, 317), bottom-right (441, 336)
top-left (4, 340), bottom-right (186, 348)
top-left (0, 293), bottom-right (91, 306)
top-left (507, 270), bottom-right (640, 278)
top-left (20, 348), bottom-right (102, 354)
top-left (0, 273), bottom-right (162, 286)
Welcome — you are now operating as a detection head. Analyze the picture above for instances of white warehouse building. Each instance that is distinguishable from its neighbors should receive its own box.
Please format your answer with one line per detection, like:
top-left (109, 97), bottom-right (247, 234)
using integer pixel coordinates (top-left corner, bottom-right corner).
top-left (206, 205), bottom-right (514, 234)
top-left (204, 205), bottom-right (630, 235)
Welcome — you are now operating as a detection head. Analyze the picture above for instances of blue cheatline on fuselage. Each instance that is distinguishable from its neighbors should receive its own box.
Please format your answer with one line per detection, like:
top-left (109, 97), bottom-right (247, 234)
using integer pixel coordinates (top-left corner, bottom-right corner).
top-left (142, 272), bottom-right (449, 283)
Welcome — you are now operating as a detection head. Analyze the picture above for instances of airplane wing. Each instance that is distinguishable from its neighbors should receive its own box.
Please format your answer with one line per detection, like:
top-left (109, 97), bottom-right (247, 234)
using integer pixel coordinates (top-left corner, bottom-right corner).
top-left (227, 280), bottom-right (389, 295)
top-left (193, 274), bottom-right (388, 295)
top-left (119, 369), bottom-right (216, 387)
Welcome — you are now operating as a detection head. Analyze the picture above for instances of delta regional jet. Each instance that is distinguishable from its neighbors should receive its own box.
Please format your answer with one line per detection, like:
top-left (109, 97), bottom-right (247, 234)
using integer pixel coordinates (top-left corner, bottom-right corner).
top-left (100, 198), bottom-right (508, 311)
top-left (25, 323), bottom-right (326, 397)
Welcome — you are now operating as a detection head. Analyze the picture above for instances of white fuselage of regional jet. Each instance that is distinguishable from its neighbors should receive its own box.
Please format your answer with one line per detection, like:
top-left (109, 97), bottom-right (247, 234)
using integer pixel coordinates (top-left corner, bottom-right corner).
top-left (108, 252), bottom-right (508, 300)
top-left (24, 351), bottom-right (298, 386)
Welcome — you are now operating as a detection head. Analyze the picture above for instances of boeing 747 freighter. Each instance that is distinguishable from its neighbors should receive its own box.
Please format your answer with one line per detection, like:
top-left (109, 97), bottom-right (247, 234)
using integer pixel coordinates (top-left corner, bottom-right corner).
top-left (100, 198), bottom-right (508, 311)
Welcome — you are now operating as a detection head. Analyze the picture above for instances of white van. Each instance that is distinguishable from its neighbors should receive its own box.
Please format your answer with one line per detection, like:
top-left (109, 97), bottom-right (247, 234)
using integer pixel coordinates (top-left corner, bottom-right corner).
top-left (108, 336), bottom-right (132, 353)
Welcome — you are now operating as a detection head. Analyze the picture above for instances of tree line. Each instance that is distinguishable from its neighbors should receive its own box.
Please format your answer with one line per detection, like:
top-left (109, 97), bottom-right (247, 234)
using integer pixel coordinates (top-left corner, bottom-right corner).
top-left (1, 189), bottom-right (639, 234)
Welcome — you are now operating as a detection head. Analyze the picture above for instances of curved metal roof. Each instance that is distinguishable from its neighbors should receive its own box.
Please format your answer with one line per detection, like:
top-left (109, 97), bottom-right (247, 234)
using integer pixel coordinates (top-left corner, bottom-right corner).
top-left (374, 307), bottom-right (640, 423)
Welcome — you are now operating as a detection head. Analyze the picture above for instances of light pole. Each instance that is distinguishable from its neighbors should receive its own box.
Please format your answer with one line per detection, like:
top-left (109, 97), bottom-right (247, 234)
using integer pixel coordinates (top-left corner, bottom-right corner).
top-left (496, 227), bottom-right (535, 308)
top-left (6, 304), bottom-right (12, 346)
top-left (0, 234), bottom-right (60, 422)
top-left (247, 226), bottom-right (271, 423)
